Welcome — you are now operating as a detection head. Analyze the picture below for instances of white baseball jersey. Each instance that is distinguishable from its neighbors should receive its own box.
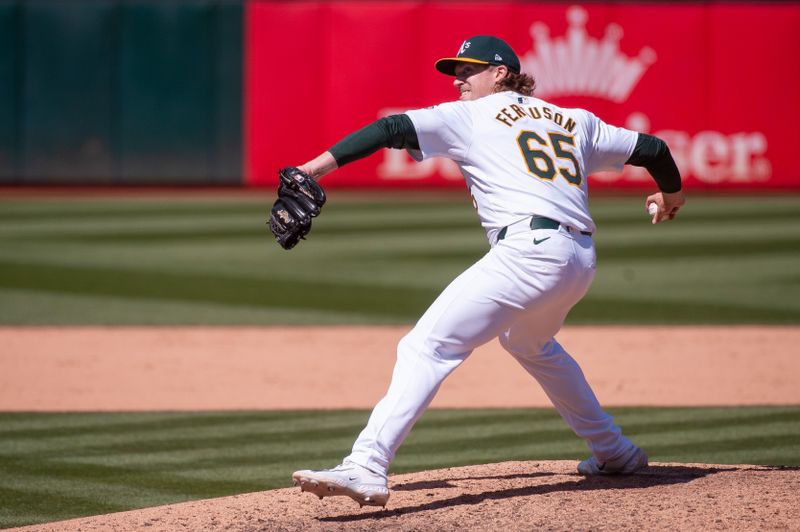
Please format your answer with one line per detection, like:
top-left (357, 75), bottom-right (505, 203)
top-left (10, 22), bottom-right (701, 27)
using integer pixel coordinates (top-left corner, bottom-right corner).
top-left (343, 92), bottom-right (646, 480)
top-left (405, 91), bottom-right (637, 241)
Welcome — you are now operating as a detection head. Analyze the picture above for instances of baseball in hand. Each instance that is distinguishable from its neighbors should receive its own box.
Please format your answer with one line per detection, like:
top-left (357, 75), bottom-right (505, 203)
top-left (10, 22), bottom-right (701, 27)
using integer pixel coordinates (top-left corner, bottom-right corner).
top-left (648, 203), bottom-right (659, 217)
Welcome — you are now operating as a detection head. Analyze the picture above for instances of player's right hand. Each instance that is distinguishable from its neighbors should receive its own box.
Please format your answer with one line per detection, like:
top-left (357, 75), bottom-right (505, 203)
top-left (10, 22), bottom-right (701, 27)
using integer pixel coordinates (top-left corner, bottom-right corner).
top-left (646, 190), bottom-right (686, 224)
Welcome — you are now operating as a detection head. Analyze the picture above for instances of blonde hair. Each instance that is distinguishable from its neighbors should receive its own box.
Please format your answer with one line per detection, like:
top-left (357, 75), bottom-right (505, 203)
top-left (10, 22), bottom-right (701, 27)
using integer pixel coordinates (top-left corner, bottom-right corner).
top-left (496, 71), bottom-right (536, 96)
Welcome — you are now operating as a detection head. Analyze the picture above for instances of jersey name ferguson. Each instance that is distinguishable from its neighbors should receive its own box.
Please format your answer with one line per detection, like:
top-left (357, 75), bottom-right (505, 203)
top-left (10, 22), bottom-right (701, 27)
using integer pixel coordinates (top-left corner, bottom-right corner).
top-left (405, 92), bottom-right (638, 242)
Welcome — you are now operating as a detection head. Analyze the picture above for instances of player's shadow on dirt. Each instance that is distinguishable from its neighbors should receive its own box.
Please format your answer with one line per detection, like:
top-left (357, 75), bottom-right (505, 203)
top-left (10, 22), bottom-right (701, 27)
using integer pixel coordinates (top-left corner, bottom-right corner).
top-left (393, 471), bottom-right (556, 491)
top-left (320, 465), bottom-right (735, 523)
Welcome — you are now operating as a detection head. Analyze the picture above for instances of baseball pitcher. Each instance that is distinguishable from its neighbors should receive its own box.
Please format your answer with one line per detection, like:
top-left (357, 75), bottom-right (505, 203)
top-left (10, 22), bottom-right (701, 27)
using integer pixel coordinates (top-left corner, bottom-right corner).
top-left (271, 35), bottom-right (686, 507)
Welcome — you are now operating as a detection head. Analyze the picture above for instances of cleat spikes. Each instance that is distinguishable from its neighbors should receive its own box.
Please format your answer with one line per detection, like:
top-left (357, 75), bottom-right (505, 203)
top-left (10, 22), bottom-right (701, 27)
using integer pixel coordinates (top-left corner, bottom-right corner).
top-left (292, 464), bottom-right (389, 507)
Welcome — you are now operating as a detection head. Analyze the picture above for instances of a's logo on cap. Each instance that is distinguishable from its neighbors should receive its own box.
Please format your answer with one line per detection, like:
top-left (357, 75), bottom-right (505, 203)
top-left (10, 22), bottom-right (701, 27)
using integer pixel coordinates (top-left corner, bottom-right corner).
top-left (458, 40), bottom-right (471, 55)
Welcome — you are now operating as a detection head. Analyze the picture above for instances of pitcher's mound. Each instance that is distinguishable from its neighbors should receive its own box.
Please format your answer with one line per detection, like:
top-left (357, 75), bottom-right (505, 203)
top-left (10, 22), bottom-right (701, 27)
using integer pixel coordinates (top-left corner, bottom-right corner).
top-left (20, 461), bottom-right (800, 531)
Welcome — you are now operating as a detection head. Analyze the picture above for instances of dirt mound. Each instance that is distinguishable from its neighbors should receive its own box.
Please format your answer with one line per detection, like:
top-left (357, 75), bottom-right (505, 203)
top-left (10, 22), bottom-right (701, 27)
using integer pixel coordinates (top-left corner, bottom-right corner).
top-left (17, 461), bottom-right (800, 531)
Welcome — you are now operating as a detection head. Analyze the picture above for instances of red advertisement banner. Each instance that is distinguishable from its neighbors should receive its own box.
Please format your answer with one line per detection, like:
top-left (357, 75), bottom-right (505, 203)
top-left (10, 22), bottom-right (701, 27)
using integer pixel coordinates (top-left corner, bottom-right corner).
top-left (246, 2), bottom-right (800, 189)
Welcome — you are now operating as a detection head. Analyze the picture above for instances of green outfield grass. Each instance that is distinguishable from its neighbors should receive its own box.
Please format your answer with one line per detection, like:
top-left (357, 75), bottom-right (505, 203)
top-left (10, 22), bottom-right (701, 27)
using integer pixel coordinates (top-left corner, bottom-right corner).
top-left (0, 194), bottom-right (798, 324)
top-left (1, 406), bottom-right (799, 528)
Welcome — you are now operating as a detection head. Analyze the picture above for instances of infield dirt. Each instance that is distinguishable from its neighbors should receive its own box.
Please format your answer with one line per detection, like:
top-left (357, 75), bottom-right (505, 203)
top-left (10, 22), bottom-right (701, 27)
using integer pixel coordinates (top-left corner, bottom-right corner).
top-left (2, 325), bottom-right (798, 410)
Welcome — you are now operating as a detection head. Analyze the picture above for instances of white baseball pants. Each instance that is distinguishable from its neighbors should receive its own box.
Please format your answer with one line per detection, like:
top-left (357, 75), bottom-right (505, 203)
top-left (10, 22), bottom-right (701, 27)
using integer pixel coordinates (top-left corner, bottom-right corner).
top-left (345, 225), bottom-right (635, 476)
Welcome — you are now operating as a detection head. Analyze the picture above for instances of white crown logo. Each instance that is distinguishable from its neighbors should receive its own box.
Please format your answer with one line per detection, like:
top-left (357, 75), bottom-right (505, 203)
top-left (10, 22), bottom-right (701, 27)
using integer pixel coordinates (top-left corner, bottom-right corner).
top-left (520, 6), bottom-right (656, 102)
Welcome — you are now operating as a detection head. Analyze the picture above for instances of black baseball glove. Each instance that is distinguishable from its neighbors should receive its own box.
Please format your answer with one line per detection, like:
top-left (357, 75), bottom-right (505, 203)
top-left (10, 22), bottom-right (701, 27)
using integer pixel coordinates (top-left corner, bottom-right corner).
top-left (267, 167), bottom-right (326, 250)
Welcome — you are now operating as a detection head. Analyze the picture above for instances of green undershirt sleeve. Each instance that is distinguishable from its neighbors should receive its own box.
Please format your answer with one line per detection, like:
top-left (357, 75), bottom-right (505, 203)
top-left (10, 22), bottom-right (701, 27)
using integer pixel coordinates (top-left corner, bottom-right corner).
top-left (625, 133), bottom-right (682, 193)
top-left (329, 114), bottom-right (420, 168)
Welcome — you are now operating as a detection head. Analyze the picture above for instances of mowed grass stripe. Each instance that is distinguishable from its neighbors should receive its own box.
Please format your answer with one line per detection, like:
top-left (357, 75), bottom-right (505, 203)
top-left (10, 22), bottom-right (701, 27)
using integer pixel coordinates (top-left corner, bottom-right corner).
top-left (0, 260), bottom-right (432, 319)
top-left (0, 485), bottom-right (127, 528)
top-left (0, 259), bottom-right (795, 323)
top-left (0, 410), bottom-right (347, 439)
top-left (57, 446), bottom-right (355, 473)
top-left (2, 204), bottom-right (796, 244)
top-left (2, 469), bottom-right (199, 507)
top-left (3, 230), bottom-right (795, 265)
top-left (0, 209), bottom-right (478, 242)
top-left (0, 221), bottom-right (480, 244)
top-left (7, 414), bottom-right (566, 466)
top-left (0, 198), bottom-right (470, 224)
top-left (11, 423), bottom-right (366, 461)
top-left (397, 407), bottom-right (800, 459)
top-left (0, 288), bottom-right (386, 325)
top-left (589, 195), bottom-right (799, 216)
top-left (0, 203), bottom-right (262, 222)
top-left (342, 235), bottom-right (800, 263)
top-left (0, 458), bottom-right (265, 497)
top-left (11, 408), bottom-right (792, 459)
top-left (621, 409), bottom-right (800, 436)
top-left (1, 196), bottom-right (790, 239)
top-left (0, 195), bottom-right (795, 219)
top-left (597, 236), bottom-right (800, 262)
top-left (400, 410), bottom-right (800, 450)
top-left (4, 409), bottom-right (797, 459)
top-left (571, 294), bottom-right (797, 323)
top-left (645, 433), bottom-right (800, 458)
top-left (1, 407), bottom-right (799, 528)
top-left (594, 207), bottom-right (800, 227)
top-left (401, 425), bottom-right (577, 456)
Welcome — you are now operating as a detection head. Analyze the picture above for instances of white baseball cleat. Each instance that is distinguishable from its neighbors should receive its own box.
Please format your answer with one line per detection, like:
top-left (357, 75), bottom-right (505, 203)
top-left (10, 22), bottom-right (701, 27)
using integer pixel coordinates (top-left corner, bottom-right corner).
top-left (292, 461), bottom-right (389, 507)
top-left (578, 446), bottom-right (648, 475)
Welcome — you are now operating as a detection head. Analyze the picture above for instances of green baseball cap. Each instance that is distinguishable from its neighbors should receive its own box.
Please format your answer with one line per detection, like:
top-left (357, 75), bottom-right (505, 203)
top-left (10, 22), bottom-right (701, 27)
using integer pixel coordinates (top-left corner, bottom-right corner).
top-left (435, 35), bottom-right (521, 76)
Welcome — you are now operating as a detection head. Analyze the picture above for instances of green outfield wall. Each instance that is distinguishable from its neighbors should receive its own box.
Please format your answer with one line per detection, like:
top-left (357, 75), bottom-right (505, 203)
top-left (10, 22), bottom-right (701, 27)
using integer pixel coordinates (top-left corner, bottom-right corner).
top-left (0, 0), bottom-right (242, 185)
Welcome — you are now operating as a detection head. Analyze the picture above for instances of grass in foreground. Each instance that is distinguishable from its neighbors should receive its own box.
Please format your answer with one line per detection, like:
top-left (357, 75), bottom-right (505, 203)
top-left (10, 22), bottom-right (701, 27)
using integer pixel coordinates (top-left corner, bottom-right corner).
top-left (1, 406), bottom-right (798, 528)
top-left (0, 194), bottom-right (798, 324)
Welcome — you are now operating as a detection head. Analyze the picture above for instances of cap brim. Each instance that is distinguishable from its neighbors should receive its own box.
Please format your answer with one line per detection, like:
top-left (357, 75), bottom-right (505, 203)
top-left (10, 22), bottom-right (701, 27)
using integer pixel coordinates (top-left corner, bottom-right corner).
top-left (434, 57), bottom-right (491, 75)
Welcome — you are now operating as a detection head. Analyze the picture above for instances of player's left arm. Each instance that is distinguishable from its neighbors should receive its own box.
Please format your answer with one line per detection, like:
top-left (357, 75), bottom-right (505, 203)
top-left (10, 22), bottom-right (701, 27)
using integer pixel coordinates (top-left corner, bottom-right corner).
top-left (625, 133), bottom-right (686, 224)
top-left (298, 114), bottom-right (420, 179)
top-left (269, 115), bottom-right (420, 249)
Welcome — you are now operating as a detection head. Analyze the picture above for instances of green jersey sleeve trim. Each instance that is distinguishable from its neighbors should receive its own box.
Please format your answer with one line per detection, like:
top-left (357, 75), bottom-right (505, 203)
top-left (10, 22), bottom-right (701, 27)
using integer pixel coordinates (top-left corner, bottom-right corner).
top-left (625, 133), bottom-right (682, 193)
top-left (329, 114), bottom-right (420, 168)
